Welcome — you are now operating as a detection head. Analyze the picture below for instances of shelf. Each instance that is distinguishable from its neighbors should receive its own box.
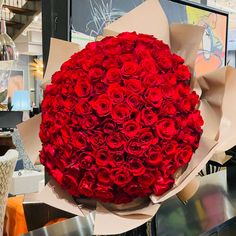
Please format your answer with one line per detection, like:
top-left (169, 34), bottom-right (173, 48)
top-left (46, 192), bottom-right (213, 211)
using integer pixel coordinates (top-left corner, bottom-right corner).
top-left (2, 4), bottom-right (36, 16)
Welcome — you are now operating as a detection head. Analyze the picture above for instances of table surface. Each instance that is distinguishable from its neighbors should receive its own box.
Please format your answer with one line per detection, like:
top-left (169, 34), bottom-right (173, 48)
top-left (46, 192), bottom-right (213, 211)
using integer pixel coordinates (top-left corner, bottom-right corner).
top-left (22, 170), bottom-right (236, 236)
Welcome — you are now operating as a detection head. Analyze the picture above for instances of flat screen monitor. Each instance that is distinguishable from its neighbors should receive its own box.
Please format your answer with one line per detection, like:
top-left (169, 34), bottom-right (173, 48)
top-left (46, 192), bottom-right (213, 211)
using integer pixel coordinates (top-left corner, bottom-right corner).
top-left (0, 111), bottom-right (23, 129)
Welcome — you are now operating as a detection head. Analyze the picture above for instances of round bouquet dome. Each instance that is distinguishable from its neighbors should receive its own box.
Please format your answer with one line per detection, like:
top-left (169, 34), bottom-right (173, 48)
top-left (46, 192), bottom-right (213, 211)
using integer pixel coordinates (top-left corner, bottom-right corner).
top-left (40, 32), bottom-right (203, 204)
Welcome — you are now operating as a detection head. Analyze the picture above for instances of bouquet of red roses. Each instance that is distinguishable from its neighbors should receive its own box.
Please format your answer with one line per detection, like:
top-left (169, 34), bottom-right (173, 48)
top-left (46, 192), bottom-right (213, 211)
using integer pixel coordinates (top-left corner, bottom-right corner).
top-left (39, 32), bottom-right (203, 204)
top-left (17, 0), bottom-right (236, 234)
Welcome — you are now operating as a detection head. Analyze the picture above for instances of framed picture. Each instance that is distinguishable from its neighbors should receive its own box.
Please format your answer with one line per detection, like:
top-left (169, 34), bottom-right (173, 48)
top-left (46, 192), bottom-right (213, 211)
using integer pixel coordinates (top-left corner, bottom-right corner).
top-left (0, 70), bottom-right (24, 104)
top-left (160, 0), bottom-right (229, 76)
top-left (71, 0), bottom-right (145, 37)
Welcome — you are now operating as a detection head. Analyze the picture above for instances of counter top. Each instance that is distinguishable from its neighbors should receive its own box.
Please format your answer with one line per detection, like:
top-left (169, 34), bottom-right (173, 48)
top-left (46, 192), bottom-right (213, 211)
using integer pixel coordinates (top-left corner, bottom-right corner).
top-left (22, 169), bottom-right (236, 236)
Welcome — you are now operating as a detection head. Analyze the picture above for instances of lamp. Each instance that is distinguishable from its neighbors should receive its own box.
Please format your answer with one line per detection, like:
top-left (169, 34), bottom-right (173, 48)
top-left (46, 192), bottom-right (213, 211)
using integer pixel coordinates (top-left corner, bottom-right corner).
top-left (0, 19), bottom-right (16, 61)
top-left (12, 90), bottom-right (31, 111)
top-left (0, 0), bottom-right (16, 61)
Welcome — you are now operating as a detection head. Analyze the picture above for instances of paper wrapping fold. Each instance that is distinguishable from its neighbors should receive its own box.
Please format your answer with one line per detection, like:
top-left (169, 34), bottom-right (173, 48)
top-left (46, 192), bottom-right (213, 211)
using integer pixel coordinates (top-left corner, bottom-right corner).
top-left (42, 38), bottom-right (80, 88)
top-left (197, 66), bottom-right (236, 164)
top-left (39, 179), bottom-right (86, 217)
top-left (176, 178), bottom-right (200, 202)
top-left (103, 0), bottom-right (170, 45)
top-left (16, 0), bottom-right (236, 234)
top-left (17, 114), bottom-right (41, 165)
top-left (170, 24), bottom-right (204, 73)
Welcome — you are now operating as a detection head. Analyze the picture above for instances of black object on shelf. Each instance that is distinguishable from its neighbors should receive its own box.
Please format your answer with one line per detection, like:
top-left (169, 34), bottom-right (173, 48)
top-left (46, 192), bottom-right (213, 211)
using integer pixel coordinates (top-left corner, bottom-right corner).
top-left (0, 111), bottom-right (23, 130)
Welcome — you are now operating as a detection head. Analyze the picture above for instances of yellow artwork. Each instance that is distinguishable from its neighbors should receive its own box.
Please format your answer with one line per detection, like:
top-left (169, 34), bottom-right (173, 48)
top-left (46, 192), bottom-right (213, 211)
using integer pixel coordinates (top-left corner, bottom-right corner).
top-left (186, 6), bottom-right (227, 76)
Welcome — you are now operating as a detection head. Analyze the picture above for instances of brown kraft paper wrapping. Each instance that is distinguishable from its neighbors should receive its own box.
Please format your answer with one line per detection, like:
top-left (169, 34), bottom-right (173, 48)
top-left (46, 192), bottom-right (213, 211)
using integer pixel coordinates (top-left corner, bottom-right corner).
top-left (176, 177), bottom-right (200, 202)
top-left (41, 38), bottom-right (80, 89)
top-left (17, 0), bottom-right (236, 234)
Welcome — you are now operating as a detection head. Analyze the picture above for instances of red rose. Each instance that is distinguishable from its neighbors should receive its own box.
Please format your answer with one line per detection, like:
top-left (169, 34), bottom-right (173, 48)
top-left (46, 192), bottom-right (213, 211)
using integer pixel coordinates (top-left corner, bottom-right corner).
top-left (135, 44), bottom-right (152, 59)
top-left (113, 191), bottom-right (132, 204)
top-left (161, 85), bottom-right (178, 101)
top-left (94, 148), bottom-right (110, 166)
top-left (138, 170), bottom-right (156, 188)
top-left (124, 183), bottom-right (142, 196)
top-left (86, 41), bottom-right (102, 50)
top-left (179, 98), bottom-right (192, 113)
top-left (140, 108), bottom-right (158, 126)
top-left (125, 139), bottom-right (144, 156)
top-left (156, 51), bottom-right (173, 70)
top-left (174, 145), bottom-right (193, 167)
top-left (164, 73), bottom-right (177, 85)
top-left (138, 129), bottom-right (158, 148)
top-left (145, 145), bottom-right (163, 166)
top-left (81, 55), bottom-right (103, 71)
top-left (124, 79), bottom-right (144, 94)
top-left (143, 74), bottom-right (162, 88)
top-left (178, 128), bottom-right (199, 149)
top-left (162, 140), bottom-right (178, 156)
top-left (121, 62), bottom-right (139, 77)
top-left (107, 84), bottom-right (125, 104)
top-left (160, 101), bottom-right (177, 116)
top-left (162, 164), bottom-right (178, 178)
top-left (89, 67), bottom-right (105, 83)
top-left (189, 91), bottom-right (200, 107)
top-left (172, 53), bottom-right (184, 65)
top-left (51, 71), bottom-right (62, 84)
top-left (109, 153), bottom-right (125, 167)
top-left (112, 168), bottom-right (133, 186)
top-left (119, 53), bottom-right (137, 64)
top-left (153, 176), bottom-right (174, 196)
top-left (128, 157), bottom-right (145, 176)
top-left (126, 93), bottom-right (144, 109)
top-left (102, 119), bottom-right (117, 134)
top-left (93, 82), bottom-right (107, 95)
top-left (73, 132), bottom-right (87, 150)
top-left (141, 58), bottom-right (157, 73)
top-left (156, 118), bottom-right (177, 140)
top-left (187, 111), bottom-right (204, 132)
top-left (75, 98), bottom-right (91, 115)
top-left (79, 177), bottom-right (94, 197)
top-left (63, 96), bottom-right (76, 111)
top-left (51, 169), bottom-right (64, 185)
top-left (90, 94), bottom-right (112, 117)
top-left (138, 33), bottom-right (156, 44)
top-left (106, 132), bottom-right (124, 149)
top-left (60, 58), bottom-right (75, 71)
top-left (95, 185), bottom-right (114, 202)
top-left (79, 153), bottom-right (94, 170)
top-left (118, 32), bottom-right (138, 41)
top-left (119, 32), bottom-right (137, 53)
top-left (97, 168), bottom-right (111, 184)
top-left (122, 120), bottom-right (140, 138)
top-left (64, 163), bottom-right (82, 179)
top-left (145, 87), bottom-right (163, 108)
top-left (102, 57), bottom-right (120, 69)
top-left (111, 103), bottom-right (131, 124)
top-left (80, 114), bottom-right (99, 130)
top-left (177, 83), bottom-right (191, 97)
top-left (104, 68), bottom-right (122, 84)
top-left (75, 79), bottom-right (91, 97)
top-left (103, 37), bottom-right (122, 55)
top-left (88, 131), bottom-right (105, 148)
top-left (62, 174), bottom-right (79, 196)
top-left (175, 64), bottom-right (191, 81)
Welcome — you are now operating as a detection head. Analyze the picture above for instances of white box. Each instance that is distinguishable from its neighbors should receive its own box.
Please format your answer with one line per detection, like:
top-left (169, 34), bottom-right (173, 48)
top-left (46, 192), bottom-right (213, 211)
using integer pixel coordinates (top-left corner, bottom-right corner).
top-left (9, 170), bottom-right (44, 195)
